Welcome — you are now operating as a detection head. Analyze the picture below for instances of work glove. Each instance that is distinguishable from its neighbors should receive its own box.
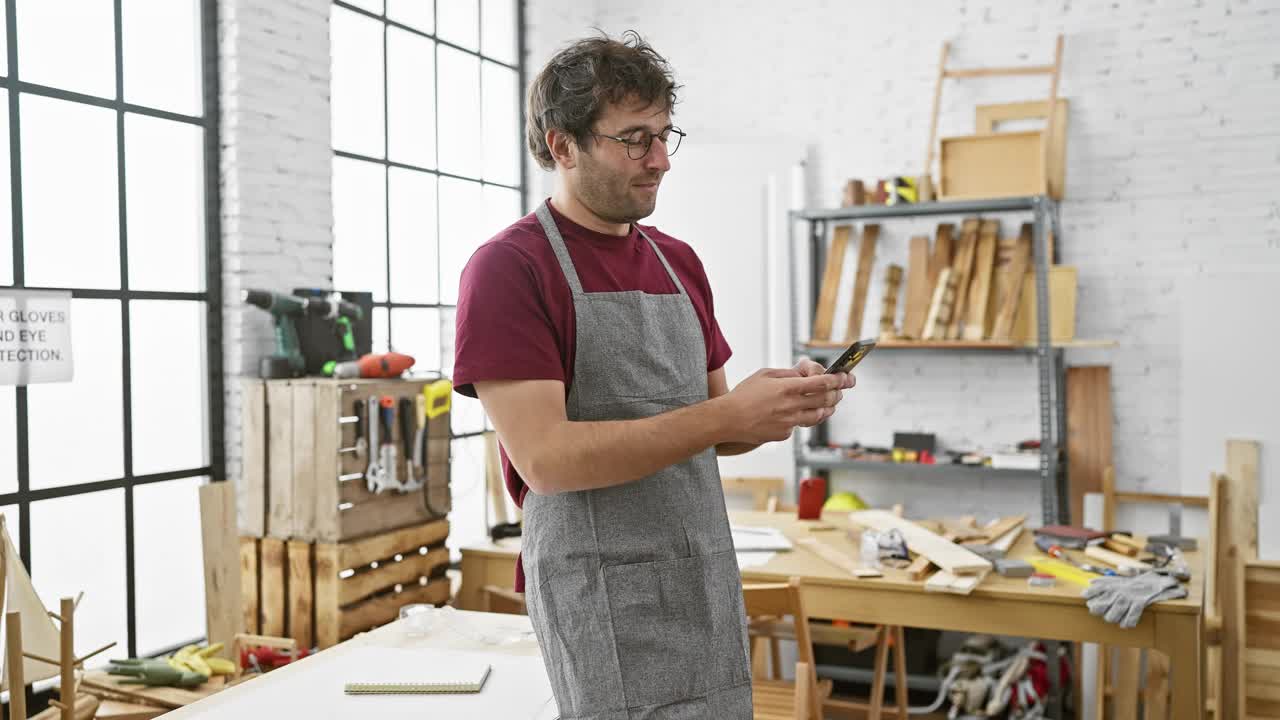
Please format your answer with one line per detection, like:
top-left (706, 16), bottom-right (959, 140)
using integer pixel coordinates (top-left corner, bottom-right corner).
top-left (1082, 571), bottom-right (1186, 629)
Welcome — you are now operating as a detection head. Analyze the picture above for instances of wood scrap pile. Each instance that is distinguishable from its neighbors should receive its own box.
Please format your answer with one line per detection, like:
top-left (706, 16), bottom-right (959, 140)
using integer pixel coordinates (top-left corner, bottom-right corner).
top-left (851, 510), bottom-right (1026, 595)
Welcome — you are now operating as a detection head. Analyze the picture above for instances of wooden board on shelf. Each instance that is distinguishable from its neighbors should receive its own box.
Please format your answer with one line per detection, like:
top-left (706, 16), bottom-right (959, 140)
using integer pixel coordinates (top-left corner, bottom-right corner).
top-left (928, 223), bottom-right (954, 292)
top-left (962, 219), bottom-right (999, 340)
top-left (1066, 366), bottom-right (1113, 525)
top-left (878, 264), bottom-right (904, 339)
top-left (844, 224), bottom-right (880, 341)
top-left (939, 131), bottom-right (1046, 201)
top-left (990, 224), bottom-right (1032, 340)
top-left (1012, 265), bottom-right (1078, 343)
top-left (849, 510), bottom-right (992, 575)
top-left (901, 235), bottom-right (931, 339)
top-left (974, 99), bottom-right (1068, 201)
top-left (945, 220), bottom-right (980, 340)
top-left (812, 225), bottom-right (851, 341)
top-left (921, 268), bottom-right (955, 341)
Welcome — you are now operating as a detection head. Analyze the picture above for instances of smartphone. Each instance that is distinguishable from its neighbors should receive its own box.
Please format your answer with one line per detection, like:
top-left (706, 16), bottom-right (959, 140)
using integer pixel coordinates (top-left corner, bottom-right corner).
top-left (824, 338), bottom-right (877, 374)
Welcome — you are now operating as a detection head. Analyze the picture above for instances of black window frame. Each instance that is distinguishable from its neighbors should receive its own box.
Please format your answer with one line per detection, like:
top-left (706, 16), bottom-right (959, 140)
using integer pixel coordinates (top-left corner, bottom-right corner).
top-left (0, 0), bottom-right (223, 661)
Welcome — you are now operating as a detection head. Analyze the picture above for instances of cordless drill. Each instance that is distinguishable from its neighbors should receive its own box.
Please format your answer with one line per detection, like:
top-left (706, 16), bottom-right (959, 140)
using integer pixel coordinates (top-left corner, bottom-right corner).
top-left (242, 289), bottom-right (308, 379)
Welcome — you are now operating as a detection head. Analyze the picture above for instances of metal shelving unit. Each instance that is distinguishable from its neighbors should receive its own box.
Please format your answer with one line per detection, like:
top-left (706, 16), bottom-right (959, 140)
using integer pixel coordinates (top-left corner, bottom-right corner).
top-left (788, 195), bottom-right (1068, 525)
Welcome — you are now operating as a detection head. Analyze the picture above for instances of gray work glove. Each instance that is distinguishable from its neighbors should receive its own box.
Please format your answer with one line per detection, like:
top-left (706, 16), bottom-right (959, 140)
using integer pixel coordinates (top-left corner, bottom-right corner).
top-left (1082, 571), bottom-right (1187, 629)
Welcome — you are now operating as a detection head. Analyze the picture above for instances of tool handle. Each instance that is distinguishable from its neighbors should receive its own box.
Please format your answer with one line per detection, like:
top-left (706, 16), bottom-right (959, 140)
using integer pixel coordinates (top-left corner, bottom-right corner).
top-left (398, 397), bottom-right (416, 457)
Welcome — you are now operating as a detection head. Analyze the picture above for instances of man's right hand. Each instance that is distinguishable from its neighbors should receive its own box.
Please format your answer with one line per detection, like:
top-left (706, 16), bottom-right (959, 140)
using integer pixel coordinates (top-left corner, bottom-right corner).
top-left (717, 368), bottom-right (847, 444)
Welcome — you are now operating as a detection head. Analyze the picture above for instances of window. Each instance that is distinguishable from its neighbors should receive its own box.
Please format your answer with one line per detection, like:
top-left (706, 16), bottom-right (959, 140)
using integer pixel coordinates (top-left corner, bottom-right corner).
top-left (330, 0), bottom-right (525, 558)
top-left (0, 0), bottom-right (221, 660)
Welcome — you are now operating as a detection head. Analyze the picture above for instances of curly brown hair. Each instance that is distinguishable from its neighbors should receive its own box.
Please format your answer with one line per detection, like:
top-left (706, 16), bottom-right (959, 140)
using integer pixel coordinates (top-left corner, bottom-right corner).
top-left (526, 30), bottom-right (680, 171)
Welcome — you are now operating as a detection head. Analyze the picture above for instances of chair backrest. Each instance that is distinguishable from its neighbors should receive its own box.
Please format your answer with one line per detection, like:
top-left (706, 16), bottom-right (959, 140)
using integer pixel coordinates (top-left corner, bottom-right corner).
top-left (480, 585), bottom-right (527, 615)
top-left (722, 476), bottom-right (784, 512)
top-left (742, 578), bottom-right (820, 720)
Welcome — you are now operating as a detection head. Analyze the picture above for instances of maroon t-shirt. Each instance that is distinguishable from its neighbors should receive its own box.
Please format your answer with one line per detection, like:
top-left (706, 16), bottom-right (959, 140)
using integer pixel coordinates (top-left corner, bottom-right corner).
top-left (453, 199), bottom-right (732, 590)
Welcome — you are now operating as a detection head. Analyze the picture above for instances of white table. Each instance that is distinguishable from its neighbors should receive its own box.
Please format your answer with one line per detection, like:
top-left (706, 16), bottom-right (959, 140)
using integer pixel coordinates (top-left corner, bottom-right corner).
top-left (165, 610), bottom-right (554, 719)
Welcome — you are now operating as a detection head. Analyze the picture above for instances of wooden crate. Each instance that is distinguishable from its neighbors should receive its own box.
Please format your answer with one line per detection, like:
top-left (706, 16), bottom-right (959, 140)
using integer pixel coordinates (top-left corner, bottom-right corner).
top-left (939, 131), bottom-right (1046, 200)
top-left (239, 377), bottom-right (450, 542)
top-left (240, 519), bottom-right (451, 649)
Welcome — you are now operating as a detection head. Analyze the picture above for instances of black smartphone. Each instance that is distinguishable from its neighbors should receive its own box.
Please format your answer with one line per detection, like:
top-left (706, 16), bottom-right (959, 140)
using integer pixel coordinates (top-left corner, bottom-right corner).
top-left (824, 338), bottom-right (877, 374)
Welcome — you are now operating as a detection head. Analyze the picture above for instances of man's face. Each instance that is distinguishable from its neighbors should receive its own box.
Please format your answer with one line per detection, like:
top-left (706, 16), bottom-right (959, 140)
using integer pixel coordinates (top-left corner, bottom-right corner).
top-left (571, 96), bottom-right (673, 225)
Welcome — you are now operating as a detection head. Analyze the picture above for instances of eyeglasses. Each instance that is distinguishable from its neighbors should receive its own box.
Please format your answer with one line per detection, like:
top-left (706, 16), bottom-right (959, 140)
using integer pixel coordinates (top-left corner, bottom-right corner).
top-left (592, 125), bottom-right (686, 160)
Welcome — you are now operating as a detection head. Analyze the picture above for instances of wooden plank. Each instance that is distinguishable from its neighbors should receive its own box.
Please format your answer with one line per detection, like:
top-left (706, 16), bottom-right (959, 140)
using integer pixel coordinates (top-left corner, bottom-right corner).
top-left (923, 569), bottom-right (986, 596)
top-left (974, 99), bottom-right (1069, 200)
top-left (338, 577), bottom-right (450, 640)
top-left (1247, 697), bottom-right (1280, 718)
top-left (990, 226), bottom-right (1031, 340)
top-left (905, 555), bottom-right (933, 581)
top-left (338, 546), bottom-right (450, 606)
top-left (1224, 439), bottom-right (1262, 720)
top-left (198, 482), bottom-right (241, 658)
top-left (877, 264), bottom-right (904, 339)
top-left (850, 510), bottom-right (991, 575)
top-left (338, 519), bottom-right (450, 569)
top-left (239, 379), bottom-right (266, 536)
top-left (312, 381), bottom-right (342, 543)
top-left (920, 268), bottom-right (955, 341)
top-left (939, 131), bottom-right (1045, 200)
top-left (265, 382), bottom-right (294, 539)
top-left (812, 225), bottom-right (852, 341)
top-left (962, 219), bottom-right (998, 340)
top-left (945, 221), bottom-right (979, 339)
top-left (1114, 646), bottom-right (1142, 720)
top-left (978, 515), bottom-right (1025, 543)
top-left (1066, 366), bottom-right (1113, 526)
top-left (94, 699), bottom-right (166, 720)
top-left (313, 543), bottom-right (340, 649)
top-left (291, 381), bottom-right (317, 541)
top-left (1012, 265), bottom-right (1077, 343)
top-left (339, 492), bottom-right (439, 543)
top-left (988, 525), bottom-right (1023, 554)
top-left (844, 224), bottom-right (879, 341)
top-left (901, 235), bottom-right (931, 339)
top-left (81, 673), bottom-right (227, 711)
top-left (239, 537), bottom-right (259, 635)
top-left (258, 537), bottom-right (286, 637)
top-left (927, 223), bottom-right (955, 292)
top-left (286, 540), bottom-right (313, 650)
top-left (795, 537), bottom-right (878, 578)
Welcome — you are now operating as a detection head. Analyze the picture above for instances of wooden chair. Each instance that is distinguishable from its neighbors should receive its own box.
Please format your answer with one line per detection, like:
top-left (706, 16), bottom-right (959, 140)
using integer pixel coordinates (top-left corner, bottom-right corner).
top-left (743, 578), bottom-right (830, 720)
top-left (723, 476), bottom-right (786, 512)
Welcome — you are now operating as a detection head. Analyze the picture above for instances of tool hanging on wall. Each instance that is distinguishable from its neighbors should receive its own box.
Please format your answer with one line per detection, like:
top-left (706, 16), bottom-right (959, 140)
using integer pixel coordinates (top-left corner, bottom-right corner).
top-left (365, 396), bottom-right (387, 493)
top-left (420, 379), bottom-right (453, 516)
top-left (398, 396), bottom-right (423, 493)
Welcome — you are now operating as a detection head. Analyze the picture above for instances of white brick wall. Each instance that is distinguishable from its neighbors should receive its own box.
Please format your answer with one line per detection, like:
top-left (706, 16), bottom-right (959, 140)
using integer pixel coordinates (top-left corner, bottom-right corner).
top-left (219, 0), bottom-right (334, 487)
top-left (525, 0), bottom-right (1280, 522)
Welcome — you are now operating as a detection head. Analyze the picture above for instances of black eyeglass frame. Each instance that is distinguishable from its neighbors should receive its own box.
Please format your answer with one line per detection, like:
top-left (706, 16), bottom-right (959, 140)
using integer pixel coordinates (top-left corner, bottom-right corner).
top-left (591, 125), bottom-right (686, 160)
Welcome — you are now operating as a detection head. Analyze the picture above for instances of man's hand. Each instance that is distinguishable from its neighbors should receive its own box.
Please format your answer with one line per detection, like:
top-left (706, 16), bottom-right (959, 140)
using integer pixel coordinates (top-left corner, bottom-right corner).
top-left (717, 367), bottom-right (849, 445)
top-left (793, 357), bottom-right (855, 424)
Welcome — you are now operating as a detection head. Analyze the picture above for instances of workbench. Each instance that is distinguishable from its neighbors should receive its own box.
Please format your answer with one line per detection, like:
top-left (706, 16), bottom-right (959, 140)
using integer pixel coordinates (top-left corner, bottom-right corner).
top-left (458, 509), bottom-right (1204, 720)
top-left (162, 610), bottom-right (554, 719)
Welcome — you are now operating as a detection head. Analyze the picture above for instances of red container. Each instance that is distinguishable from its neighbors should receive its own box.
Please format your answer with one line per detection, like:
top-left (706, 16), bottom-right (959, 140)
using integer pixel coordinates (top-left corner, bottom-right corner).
top-left (797, 476), bottom-right (826, 520)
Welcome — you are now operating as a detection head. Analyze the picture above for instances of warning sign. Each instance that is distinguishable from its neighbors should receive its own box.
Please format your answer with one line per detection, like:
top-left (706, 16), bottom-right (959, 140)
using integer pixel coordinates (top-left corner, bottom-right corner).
top-left (0, 290), bottom-right (73, 385)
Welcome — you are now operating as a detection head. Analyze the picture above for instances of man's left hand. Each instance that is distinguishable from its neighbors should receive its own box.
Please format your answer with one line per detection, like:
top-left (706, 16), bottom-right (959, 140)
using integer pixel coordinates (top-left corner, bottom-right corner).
top-left (794, 358), bottom-right (855, 423)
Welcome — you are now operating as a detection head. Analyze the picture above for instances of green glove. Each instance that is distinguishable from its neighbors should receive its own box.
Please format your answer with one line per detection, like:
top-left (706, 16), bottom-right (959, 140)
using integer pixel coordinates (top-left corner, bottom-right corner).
top-left (1082, 571), bottom-right (1186, 628)
top-left (108, 659), bottom-right (207, 687)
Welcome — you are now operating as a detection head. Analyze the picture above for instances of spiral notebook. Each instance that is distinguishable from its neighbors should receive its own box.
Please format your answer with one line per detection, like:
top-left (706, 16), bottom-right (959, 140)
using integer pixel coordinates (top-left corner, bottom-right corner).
top-left (343, 648), bottom-right (493, 695)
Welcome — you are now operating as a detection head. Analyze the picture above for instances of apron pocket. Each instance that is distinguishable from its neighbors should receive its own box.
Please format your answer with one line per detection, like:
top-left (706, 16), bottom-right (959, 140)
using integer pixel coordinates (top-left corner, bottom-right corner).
top-left (602, 550), bottom-right (749, 709)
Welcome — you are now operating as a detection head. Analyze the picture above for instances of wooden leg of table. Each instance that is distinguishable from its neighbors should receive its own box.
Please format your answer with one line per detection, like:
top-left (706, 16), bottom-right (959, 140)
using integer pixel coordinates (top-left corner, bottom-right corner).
top-left (892, 626), bottom-right (908, 720)
top-left (869, 626), bottom-right (889, 720)
top-left (1156, 613), bottom-right (1203, 720)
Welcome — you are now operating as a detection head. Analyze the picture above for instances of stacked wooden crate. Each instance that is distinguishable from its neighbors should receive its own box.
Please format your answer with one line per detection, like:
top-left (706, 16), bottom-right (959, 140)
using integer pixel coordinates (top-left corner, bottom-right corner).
top-left (239, 378), bottom-right (452, 649)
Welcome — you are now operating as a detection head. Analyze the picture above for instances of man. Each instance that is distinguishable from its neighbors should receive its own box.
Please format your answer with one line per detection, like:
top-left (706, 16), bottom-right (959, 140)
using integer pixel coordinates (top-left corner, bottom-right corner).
top-left (453, 31), bottom-right (854, 718)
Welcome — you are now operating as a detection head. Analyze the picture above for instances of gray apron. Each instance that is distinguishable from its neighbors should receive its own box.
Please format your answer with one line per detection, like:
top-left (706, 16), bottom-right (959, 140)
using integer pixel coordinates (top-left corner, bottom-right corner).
top-left (522, 201), bottom-right (752, 720)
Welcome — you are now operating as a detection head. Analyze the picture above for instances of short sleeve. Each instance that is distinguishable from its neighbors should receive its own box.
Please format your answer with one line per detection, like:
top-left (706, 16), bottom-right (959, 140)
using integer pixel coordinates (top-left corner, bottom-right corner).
top-left (686, 252), bottom-right (732, 372)
top-left (453, 243), bottom-right (565, 398)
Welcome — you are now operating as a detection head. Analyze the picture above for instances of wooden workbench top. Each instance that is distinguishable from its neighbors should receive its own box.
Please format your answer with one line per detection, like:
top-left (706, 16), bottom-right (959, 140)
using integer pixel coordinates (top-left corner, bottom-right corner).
top-left (460, 510), bottom-right (1203, 615)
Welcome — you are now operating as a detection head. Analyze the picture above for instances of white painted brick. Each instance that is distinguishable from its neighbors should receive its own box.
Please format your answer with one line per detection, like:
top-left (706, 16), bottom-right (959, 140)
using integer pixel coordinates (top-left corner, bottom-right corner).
top-left (526, 0), bottom-right (1280, 518)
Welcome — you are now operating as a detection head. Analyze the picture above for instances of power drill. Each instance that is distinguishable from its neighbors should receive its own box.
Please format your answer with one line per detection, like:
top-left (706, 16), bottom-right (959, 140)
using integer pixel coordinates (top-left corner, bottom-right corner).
top-left (243, 289), bottom-right (309, 379)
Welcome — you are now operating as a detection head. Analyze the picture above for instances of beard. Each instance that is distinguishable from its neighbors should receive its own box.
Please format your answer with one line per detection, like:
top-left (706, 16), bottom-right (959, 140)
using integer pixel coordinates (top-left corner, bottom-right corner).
top-left (574, 150), bottom-right (660, 225)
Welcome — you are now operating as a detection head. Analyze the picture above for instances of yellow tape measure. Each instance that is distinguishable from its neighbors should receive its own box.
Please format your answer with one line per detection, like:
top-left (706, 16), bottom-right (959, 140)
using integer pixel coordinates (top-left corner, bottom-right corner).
top-left (423, 379), bottom-right (452, 420)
